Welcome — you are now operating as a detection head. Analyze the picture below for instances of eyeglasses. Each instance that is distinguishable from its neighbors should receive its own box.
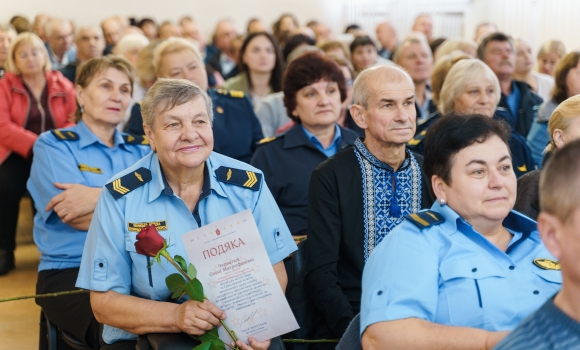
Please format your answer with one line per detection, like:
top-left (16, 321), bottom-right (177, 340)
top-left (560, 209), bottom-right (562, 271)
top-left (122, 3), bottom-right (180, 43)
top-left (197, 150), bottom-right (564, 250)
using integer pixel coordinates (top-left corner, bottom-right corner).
top-left (346, 79), bottom-right (354, 87)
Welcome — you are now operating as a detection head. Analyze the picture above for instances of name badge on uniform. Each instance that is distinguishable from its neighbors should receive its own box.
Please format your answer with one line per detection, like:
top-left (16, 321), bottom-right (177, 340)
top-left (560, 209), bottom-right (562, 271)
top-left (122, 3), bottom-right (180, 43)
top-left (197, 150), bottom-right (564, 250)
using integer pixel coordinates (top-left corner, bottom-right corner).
top-left (533, 258), bottom-right (560, 270)
top-left (78, 164), bottom-right (103, 174)
top-left (128, 221), bottom-right (168, 232)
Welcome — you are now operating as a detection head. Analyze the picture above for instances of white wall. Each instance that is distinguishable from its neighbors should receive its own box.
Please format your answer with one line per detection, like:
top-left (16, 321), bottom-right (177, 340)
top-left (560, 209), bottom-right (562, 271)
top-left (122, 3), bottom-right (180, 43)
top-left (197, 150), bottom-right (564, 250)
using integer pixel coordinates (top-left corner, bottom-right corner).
top-left (3, 0), bottom-right (580, 52)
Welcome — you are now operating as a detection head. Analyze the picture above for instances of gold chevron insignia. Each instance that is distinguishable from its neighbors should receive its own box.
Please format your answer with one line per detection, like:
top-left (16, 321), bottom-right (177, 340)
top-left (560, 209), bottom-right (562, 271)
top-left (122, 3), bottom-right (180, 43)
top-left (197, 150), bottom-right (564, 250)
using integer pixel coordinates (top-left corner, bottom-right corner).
top-left (408, 138), bottom-right (421, 146)
top-left (426, 212), bottom-right (439, 221)
top-left (517, 165), bottom-right (527, 172)
top-left (243, 171), bottom-right (258, 188)
top-left (227, 169), bottom-right (232, 180)
top-left (127, 135), bottom-right (135, 143)
top-left (409, 213), bottom-right (429, 227)
top-left (67, 131), bottom-right (75, 138)
top-left (54, 129), bottom-right (66, 139)
top-left (112, 179), bottom-right (130, 194)
top-left (134, 172), bottom-right (143, 182)
top-left (141, 136), bottom-right (149, 145)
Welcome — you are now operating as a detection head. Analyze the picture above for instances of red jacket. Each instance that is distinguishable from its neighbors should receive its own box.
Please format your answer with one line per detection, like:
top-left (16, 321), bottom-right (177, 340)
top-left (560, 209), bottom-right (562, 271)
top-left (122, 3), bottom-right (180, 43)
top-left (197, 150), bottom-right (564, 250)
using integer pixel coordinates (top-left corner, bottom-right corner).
top-left (0, 70), bottom-right (76, 164)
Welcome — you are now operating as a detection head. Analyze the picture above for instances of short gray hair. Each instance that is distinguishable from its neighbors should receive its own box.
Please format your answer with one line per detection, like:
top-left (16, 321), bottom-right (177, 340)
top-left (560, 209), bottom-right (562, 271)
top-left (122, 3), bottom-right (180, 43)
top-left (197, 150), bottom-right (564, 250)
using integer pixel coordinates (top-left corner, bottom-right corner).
top-left (113, 33), bottom-right (149, 55)
top-left (439, 59), bottom-right (501, 114)
top-left (75, 25), bottom-right (103, 41)
top-left (153, 37), bottom-right (203, 77)
top-left (0, 23), bottom-right (16, 35)
top-left (44, 18), bottom-right (71, 38)
top-left (141, 78), bottom-right (213, 128)
top-left (392, 37), bottom-right (431, 64)
top-left (353, 64), bottom-right (413, 109)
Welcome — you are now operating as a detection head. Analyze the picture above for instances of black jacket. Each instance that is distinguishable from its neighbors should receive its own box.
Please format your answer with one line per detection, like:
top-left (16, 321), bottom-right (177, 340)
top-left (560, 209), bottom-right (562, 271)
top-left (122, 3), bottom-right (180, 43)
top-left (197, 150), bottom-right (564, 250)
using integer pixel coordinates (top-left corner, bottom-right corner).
top-left (497, 80), bottom-right (543, 137)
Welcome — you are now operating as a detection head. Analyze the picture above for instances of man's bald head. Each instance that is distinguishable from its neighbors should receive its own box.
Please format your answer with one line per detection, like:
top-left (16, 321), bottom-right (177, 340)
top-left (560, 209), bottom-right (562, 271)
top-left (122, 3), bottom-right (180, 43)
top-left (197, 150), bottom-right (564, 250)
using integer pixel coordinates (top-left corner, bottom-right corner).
top-left (375, 22), bottom-right (397, 51)
top-left (353, 64), bottom-right (414, 109)
top-left (412, 14), bottom-right (433, 41)
top-left (101, 17), bottom-right (122, 46)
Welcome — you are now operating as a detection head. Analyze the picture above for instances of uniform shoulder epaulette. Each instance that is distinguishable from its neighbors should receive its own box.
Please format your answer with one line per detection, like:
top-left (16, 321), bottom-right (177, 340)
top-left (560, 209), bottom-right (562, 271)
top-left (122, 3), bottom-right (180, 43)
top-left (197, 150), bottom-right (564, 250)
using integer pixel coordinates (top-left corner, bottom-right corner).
top-left (137, 101), bottom-right (142, 105)
top-left (215, 88), bottom-right (245, 99)
top-left (51, 129), bottom-right (79, 141)
top-left (215, 166), bottom-right (261, 191)
top-left (105, 167), bottom-right (152, 199)
top-left (258, 136), bottom-right (276, 144)
top-left (123, 134), bottom-right (150, 145)
top-left (404, 210), bottom-right (445, 229)
top-left (407, 130), bottom-right (427, 147)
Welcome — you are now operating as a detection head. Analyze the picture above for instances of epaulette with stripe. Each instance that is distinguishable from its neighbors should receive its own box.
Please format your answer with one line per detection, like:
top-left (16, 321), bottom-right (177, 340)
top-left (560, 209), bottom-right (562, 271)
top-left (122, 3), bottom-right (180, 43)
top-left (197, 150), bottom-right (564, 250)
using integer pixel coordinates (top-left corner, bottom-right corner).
top-left (51, 129), bottom-right (79, 141)
top-left (215, 89), bottom-right (245, 98)
top-left (105, 167), bottom-right (152, 199)
top-left (215, 166), bottom-right (261, 191)
top-left (404, 210), bottom-right (445, 229)
top-left (123, 134), bottom-right (150, 145)
top-left (407, 130), bottom-right (427, 147)
top-left (258, 136), bottom-right (276, 144)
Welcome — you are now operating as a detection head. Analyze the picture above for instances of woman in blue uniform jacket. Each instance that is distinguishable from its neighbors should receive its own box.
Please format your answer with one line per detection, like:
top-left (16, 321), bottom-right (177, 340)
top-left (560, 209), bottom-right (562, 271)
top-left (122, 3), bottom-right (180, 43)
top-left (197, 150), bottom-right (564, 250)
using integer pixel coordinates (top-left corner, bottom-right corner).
top-left (250, 52), bottom-right (358, 236)
top-left (124, 37), bottom-right (263, 163)
top-left (360, 114), bottom-right (561, 349)
top-left (27, 56), bottom-right (151, 349)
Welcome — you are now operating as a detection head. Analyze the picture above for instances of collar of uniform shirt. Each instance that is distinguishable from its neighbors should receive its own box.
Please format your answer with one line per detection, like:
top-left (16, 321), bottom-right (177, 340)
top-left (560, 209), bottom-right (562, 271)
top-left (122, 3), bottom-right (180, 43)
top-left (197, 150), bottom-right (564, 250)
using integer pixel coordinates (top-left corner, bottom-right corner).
top-left (76, 120), bottom-right (125, 149)
top-left (300, 124), bottom-right (342, 157)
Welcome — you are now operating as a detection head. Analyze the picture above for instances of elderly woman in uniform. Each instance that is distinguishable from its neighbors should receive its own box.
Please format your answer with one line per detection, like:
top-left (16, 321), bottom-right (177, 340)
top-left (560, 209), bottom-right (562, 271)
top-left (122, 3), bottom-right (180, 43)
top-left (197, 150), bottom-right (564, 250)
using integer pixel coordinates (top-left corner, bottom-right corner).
top-left (438, 59), bottom-right (536, 178)
top-left (76, 79), bottom-right (296, 349)
top-left (28, 56), bottom-right (151, 349)
top-left (360, 114), bottom-right (561, 350)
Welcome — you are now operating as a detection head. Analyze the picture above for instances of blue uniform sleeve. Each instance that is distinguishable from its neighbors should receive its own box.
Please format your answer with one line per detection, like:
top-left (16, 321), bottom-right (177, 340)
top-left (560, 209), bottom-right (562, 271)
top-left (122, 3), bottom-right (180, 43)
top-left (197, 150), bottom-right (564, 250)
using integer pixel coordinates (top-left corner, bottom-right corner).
top-left (76, 189), bottom-right (132, 294)
top-left (526, 121), bottom-right (549, 167)
top-left (360, 222), bottom-right (440, 335)
top-left (27, 133), bottom-right (88, 222)
top-left (251, 177), bottom-right (297, 265)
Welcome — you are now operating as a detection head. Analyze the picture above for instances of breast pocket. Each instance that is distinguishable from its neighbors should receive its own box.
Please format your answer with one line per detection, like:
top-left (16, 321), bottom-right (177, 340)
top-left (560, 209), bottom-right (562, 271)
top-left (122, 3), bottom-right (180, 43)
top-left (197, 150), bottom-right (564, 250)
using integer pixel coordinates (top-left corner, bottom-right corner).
top-left (440, 257), bottom-right (516, 327)
top-left (532, 268), bottom-right (562, 298)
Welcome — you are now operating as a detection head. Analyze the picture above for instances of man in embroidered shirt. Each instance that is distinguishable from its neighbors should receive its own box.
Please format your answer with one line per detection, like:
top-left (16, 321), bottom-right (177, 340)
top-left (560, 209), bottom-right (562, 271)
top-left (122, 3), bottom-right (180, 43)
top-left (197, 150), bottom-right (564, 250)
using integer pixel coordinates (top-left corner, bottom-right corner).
top-left (303, 65), bottom-right (434, 348)
top-left (495, 140), bottom-right (580, 350)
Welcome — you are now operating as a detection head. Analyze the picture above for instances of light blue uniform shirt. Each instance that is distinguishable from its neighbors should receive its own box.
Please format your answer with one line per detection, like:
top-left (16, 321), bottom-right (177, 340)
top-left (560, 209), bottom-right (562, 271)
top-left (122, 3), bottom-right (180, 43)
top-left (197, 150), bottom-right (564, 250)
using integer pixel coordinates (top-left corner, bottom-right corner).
top-left (76, 152), bottom-right (297, 344)
top-left (360, 202), bottom-right (561, 334)
top-left (301, 124), bottom-right (342, 158)
top-left (27, 121), bottom-right (151, 271)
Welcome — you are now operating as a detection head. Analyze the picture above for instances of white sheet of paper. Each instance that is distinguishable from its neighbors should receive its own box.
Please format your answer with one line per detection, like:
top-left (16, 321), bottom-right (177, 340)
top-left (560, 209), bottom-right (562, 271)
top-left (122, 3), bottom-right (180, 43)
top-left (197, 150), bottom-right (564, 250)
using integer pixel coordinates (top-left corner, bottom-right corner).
top-left (181, 209), bottom-right (299, 344)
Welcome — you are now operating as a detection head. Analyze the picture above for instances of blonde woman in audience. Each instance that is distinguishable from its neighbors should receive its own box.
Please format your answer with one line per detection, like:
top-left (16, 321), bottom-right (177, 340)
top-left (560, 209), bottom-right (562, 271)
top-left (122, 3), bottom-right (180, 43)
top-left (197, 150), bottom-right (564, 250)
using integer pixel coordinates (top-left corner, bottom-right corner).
top-left (113, 33), bottom-right (149, 66)
top-left (28, 56), bottom-right (150, 349)
top-left (221, 32), bottom-right (283, 107)
top-left (536, 40), bottom-right (566, 76)
top-left (317, 40), bottom-right (349, 61)
top-left (515, 95), bottom-right (580, 221)
top-left (0, 24), bottom-right (17, 79)
top-left (514, 38), bottom-right (554, 100)
top-left (433, 38), bottom-right (477, 61)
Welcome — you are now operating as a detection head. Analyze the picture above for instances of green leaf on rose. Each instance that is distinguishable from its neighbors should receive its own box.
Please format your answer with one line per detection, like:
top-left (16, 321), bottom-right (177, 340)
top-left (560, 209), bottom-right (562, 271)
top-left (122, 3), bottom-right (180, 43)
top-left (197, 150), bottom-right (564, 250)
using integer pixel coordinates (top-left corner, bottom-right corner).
top-left (199, 327), bottom-right (220, 343)
top-left (166, 273), bottom-right (186, 299)
top-left (209, 339), bottom-right (226, 350)
top-left (187, 263), bottom-right (197, 280)
top-left (174, 255), bottom-right (188, 272)
top-left (184, 278), bottom-right (204, 302)
top-left (193, 342), bottom-right (211, 350)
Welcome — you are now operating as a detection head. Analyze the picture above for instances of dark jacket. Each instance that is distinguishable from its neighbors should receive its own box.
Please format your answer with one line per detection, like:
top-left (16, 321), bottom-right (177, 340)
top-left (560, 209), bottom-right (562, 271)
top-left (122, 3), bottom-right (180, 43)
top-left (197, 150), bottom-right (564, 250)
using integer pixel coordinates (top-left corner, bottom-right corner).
top-left (205, 52), bottom-right (239, 88)
top-left (125, 89), bottom-right (263, 163)
top-left (58, 61), bottom-right (79, 84)
top-left (250, 124), bottom-right (358, 236)
top-left (497, 80), bottom-right (543, 137)
top-left (514, 169), bottom-right (541, 221)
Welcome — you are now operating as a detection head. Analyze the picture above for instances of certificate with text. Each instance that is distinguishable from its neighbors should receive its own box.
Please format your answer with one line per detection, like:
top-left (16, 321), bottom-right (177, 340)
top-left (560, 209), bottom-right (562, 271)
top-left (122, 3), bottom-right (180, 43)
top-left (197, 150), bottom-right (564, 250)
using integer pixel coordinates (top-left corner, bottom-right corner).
top-left (182, 209), bottom-right (299, 344)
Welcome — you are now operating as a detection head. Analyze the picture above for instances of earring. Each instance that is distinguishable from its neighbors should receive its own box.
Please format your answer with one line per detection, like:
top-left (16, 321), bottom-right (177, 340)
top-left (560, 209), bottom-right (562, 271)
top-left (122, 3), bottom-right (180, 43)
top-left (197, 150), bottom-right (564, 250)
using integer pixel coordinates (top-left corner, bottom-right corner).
top-left (440, 199), bottom-right (446, 206)
top-left (80, 105), bottom-right (84, 114)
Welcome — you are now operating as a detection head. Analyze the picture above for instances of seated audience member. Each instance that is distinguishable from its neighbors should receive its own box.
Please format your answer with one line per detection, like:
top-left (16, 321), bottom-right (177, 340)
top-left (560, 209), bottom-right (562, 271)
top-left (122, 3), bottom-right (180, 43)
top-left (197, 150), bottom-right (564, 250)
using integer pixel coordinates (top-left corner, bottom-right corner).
top-left (318, 40), bottom-right (349, 61)
top-left (29, 56), bottom-right (150, 349)
top-left (434, 38), bottom-right (477, 61)
top-left (304, 65), bottom-right (434, 347)
top-left (514, 95), bottom-right (580, 220)
top-left (495, 139), bottom-right (580, 350)
top-left (137, 18), bottom-right (157, 41)
top-left (76, 78), bottom-right (296, 349)
top-left (113, 33), bottom-right (149, 66)
top-left (0, 32), bottom-right (76, 275)
top-left (393, 37), bottom-right (437, 126)
top-left (229, 34), bottom-right (244, 67)
top-left (360, 114), bottom-right (561, 350)
top-left (527, 51), bottom-right (580, 165)
top-left (375, 22), bottom-right (398, 60)
top-left (350, 36), bottom-right (379, 75)
top-left (44, 18), bottom-right (76, 70)
top-left (411, 13), bottom-right (433, 42)
top-left (282, 33), bottom-right (316, 62)
top-left (514, 38), bottom-right (554, 101)
top-left (407, 51), bottom-right (470, 154)
top-left (311, 22), bottom-right (332, 44)
top-left (101, 17), bottom-right (122, 55)
top-left (272, 13), bottom-right (299, 48)
top-left (250, 52), bottom-right (358, 236)
top-left (205, 19), bottom-right (239, 84)
top-left (536, 40), bottom-right (566, 77)
top-left (345, 24), bottom-right (362, 35)
top-left (221, 32), bottom-right (283, 107)
top-left (181, 18), bottom-right (206, 54)
top-left (247, 18), bottom-right (269, 34)
top-left (59, 26), bottom-right (105, 83)
top-left (157, 21), bottom-right (181, 40)
top-left (0, 24), bottom-right (17, 79)
top-left (478, 32), bottom-right (543, 137)
top-left (10, 15), bottom-right (33, 34)
top-left (255, 45), bottom-right (320, 137)
top-left (436, 59), bottom-right (535, 177)
top-left (474, 22), bottom-right (497, 43)
top-left (32, 13), bottom-right (50, 42)
top-left (125, 38), bottom-right (263, 163)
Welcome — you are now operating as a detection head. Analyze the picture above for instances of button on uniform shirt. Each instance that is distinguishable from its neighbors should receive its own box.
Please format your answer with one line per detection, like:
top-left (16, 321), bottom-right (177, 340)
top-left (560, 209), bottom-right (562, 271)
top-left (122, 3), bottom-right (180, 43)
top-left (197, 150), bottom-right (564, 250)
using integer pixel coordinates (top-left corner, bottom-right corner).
top-left (76, 152), bottom-right (297, 344)
top-left (27, 121), bottom-right (151, 271)
top-left (360, 201), bottom-right (562, 334)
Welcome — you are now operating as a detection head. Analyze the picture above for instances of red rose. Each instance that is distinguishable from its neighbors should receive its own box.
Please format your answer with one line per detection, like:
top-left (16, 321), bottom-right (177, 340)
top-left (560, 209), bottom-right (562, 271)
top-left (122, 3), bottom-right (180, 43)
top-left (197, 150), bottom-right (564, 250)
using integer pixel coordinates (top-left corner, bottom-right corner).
top-left (135, 225), bottom-right (165, 257)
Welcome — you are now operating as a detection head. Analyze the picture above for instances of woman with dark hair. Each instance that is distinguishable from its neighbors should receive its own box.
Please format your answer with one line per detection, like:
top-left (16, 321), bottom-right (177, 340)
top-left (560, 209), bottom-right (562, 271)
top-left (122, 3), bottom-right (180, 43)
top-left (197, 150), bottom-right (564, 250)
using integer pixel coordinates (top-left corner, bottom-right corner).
top-left (361, 113), bottom-right (561, 349)
top-left (350, 36), bottom-right (379, 75)
top-left (527, 51), bottom-right (580, 165)
top-left (272, 13), bottom-right (299, 48)
top-left (250, 51), bottom-right (358, 236)
top-left (221, 32), bottom-right (283, 107)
